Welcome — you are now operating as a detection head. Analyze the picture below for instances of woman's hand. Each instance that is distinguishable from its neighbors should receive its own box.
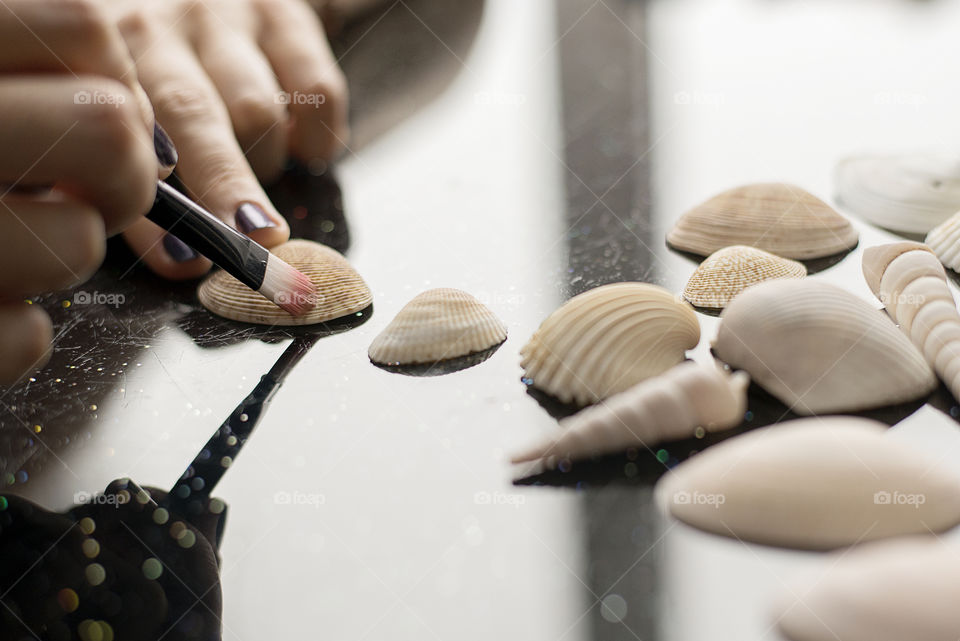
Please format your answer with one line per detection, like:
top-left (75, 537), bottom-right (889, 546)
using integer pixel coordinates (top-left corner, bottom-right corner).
top-left (0, 0), bottom-right (162, 385)
top-left (109, 0), bottom-right (349, 280)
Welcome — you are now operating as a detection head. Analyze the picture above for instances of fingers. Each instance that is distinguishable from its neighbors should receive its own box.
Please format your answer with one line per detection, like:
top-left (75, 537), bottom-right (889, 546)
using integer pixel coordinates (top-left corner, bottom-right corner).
top-left (122, 217), bottom-right (212, 281)
top-left (0, 303), bottom-right (52, 386)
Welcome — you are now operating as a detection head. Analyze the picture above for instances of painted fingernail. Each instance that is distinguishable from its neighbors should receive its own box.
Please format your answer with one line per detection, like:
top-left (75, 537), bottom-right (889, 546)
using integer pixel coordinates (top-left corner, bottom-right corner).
top-left (235, 203), bottom-right (277, 233)
top-left (163, 233), bottom-right (198, 262)
top-left (153, 123), bottom-right (178, 169)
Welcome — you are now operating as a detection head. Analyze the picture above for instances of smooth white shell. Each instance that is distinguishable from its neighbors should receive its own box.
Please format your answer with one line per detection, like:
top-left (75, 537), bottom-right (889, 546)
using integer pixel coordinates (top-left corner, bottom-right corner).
top-left (683, 245), bottom-right (806, 309)
top-left (926, 209), bottom-right (960, 272)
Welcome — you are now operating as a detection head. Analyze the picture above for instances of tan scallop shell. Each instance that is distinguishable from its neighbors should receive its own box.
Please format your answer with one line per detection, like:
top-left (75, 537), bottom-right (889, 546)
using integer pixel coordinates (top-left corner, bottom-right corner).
top-left (368, 288), bottom-right (507, 365)
top-left (656, 417), bottom-right (960, 550)
top-left (925, 210), bottom-right (960, 272)
top-left (197, 239), bottom-right (372, 325)
top-left (682, 245), bottom-right (806, 309)
top-left (519, 282), bottom-right (701, 406)
top-left (666, 183), bottom-right (859, 259)
top-left (713, 279), bottom-right (936, 414)
top-left (511, 361), bottom-right (748, 466)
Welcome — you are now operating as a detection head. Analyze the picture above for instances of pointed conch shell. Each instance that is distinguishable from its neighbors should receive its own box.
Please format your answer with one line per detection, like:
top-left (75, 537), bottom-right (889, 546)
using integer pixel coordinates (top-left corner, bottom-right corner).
top-left (197, 239), bottom-right (372, 325)
top-left (925, 210), bottom-right (960, 272)
top-left (368, 288), bottom-right (507, 365)
top-left (835, 152), bottom-right (960, 234)
top-left (511, 361), bottom-right (748, 466)
top-left (520, 283), bottom-right (700, 406)
top-left (862, 242), bottom-right (960, 402)
top-left (655, 417), bottom-right (960, 550)
top-left (666, 183), bottom-right (859, 259)
top-left (682, 245), bottom-right (806, 309)
top-left (713, 279), bottom-right (936, 414)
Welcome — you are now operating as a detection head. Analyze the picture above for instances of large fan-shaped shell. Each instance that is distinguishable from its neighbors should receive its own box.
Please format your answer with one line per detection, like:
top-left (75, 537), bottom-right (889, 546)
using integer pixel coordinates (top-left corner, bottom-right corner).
top-left (666, 183), bottom-right (859, 259)
top-left (197, 239), bottom-right (372, 325)
top-left (520, 283), bottom-right (700, 406)
top-left (368, 288), bottom-right (506, 365)
top-left (836, 153), bottom-right (960, 233)
top-left (925, 210), bottom-right (960, 272)
top-left (682, 245), bottom-right (806, 309)
top-left (713, 279), bottom-right (936, 414)
top-left (656, 417), bottom-right (960, 550)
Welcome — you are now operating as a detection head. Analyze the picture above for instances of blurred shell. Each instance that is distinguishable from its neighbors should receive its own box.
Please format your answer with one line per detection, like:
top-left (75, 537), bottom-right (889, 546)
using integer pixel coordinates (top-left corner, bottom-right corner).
top-left (520, 283), bottom-right (700, 406)
top-left (713, 279), bottom-right (935, 414)
top-left (666, 183), bottom-right (859, 259)
top-left (925, 210), bottom-right (960, 272)
top-left (511, 361), bottom-right (748, 466)
top-left (197, 239), bottom-right (372, 325)
top-left (682, 245), bottom-right (806, 309)
top-left (368, 288), bottom-right (506, 365)
top-left (836, 153), bottom-right (960, 233)
top-left (656, 417), bottom-right (960, 550)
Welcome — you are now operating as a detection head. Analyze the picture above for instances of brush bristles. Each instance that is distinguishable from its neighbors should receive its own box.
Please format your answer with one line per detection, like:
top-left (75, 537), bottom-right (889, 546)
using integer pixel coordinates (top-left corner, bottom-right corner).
top-left (259, 254), bottom-right (317, 316)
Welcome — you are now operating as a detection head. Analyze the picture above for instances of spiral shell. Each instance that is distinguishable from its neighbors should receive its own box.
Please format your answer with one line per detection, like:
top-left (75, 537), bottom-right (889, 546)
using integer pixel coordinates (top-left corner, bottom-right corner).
top-left (520, 283), bottom-right (700, 406)
top-left (925, 210), bottom-right (960, 272)
top-left (511, 361), bottom-right (748, 466)
top-left (682, 245), bottom-right (806, 309)
top-left (666, 183), bottom-right (859, 259)
top-left (713, 279), bottom-right (936, 414)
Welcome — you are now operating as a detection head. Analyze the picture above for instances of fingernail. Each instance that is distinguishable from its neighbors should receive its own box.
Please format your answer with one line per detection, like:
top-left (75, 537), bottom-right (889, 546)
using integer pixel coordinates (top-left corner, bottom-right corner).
top-left (235, 203), bottom-right (277, 233)
top-left (153, 123), bottom-right (178, 169)
top-left (163, 233), bottom-right (198, 262)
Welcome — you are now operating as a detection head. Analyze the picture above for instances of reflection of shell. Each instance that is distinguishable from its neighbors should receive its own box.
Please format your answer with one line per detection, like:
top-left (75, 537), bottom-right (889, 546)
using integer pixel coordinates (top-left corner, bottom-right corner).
top-left (666, 183), bottom-right (859, 259)
top-left (835, 153), bottom-right (960, 233)
top-left (511, 361), bottom-right (748, 466)
top-left (862, 242), bottom-right (960, 403)
top-left (656, 417), bottom-right (960, 550)
top-left (197, 240), bottom-right (372, 325)
top-left (925, 210), bottom-right (960, 272)
top-left (368, 288), bottom-right (506, 365)
top-left (713, 279), bottom-right (936, 414)
top-left (520, 283), bottom-right (700, 406)
top-left (683, 245), bottom-right (806, 309)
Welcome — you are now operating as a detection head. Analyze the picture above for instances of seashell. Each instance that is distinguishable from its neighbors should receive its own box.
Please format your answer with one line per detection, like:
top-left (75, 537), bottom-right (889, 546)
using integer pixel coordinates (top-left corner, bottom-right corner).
top-left (520, 283), bottom-right (700, 406)
top-left (510, 361), bottom-right (748, 466)
top-left (835, 152), bottom-right (960, 233)
top-left (775, 537), bottom-right (960, 641)
top-left (197, 239), bottom-right (372, 325)
top-left (656, 417), bottom-right (960, 550)
top-left (925, 209), bottom-right (960, 272)
top-left (713, 279), bottom-right (936, 414)
top-left (368, 288), bottom-right (507, 365)
top-left (682, 245), bottom-right (806, 309)
top-left (862, 242), bottom-right (960, 402)
top-left (666, 183), bottom-right (859, 259)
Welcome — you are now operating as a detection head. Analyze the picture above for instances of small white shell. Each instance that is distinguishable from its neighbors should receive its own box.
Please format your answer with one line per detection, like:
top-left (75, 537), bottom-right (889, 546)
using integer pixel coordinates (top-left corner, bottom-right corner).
top-left (656, 417), bottom-right (960, 550)
top-left (368, 288), bottom-right (506, 365)
top-left (836, 152), bottom-right (960, 233)
top-left (713, 279), bottom-right (936, 414)
top-left (667, 183), bottom-right (859, 259)
top-left (520, 283), bottom-right (700, 406)
top-left (682, 245), bottom-right (806, 309)
top-left (511, 361), bottom-right (748, 466)
top-left (925, 209), bottom-right (960, 272)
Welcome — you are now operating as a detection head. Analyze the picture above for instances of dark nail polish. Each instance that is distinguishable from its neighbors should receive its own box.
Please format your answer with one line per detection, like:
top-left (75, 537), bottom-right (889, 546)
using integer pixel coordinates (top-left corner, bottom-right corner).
top-left (153, 123), bottom-right (178, 169)
top-left (163, 233), bottom-right (198, 262)
top-left (235, 203), bottom-right (277, 233)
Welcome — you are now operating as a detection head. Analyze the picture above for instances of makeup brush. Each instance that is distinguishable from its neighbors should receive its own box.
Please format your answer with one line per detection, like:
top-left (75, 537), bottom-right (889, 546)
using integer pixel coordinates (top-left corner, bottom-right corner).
top-left (148, 180), bottom-right (316, 316)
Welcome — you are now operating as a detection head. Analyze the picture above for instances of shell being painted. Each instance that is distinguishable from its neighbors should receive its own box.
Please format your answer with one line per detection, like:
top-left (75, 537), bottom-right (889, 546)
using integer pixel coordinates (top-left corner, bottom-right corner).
top-left (511, 361), bottom-right (748, 466)
top-left (666, 183), bottom-right (859, 259)
top-left (197, 240), bottom-right (372, 325)
top-left (368, 288), bottom-right (507, 365)
top-left (835, 153), bottom-right (960, 234)
top-left (925, 210), bottom-right (960, 272)
top-left (713, 279), bottom-right (936, 414)
top-left (862, 242), bottom-right (960, 403)
top-left (683, 245), bottom-right (806, 309)
top-left (656, 418), bottom-right (960, 550)
top-left (520, 283), bottom-right (700, 406)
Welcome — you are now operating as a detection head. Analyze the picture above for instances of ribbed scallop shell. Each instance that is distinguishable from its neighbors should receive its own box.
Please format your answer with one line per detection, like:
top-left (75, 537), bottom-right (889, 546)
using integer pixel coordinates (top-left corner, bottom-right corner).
top-left (713, 279), bottom-right (936, 414)
top-left (520, 283), bottom-right (701, 406)
top-left (511, 361), bottom-right (748, 466)
top-left (683, 245), bottom-right (806, 309)
top-left (368, 288), bottom-right (506, 365)
top-left (197, 239), bottom-right (372, 325)
top-left (666, 183), bottom-right (859, 259)
top-left (656, 417), bottom-right (960, 550)
top-left (925, 210), bottom-right (960, 272)
top-left (836, 153), bottom-right (960, 234)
